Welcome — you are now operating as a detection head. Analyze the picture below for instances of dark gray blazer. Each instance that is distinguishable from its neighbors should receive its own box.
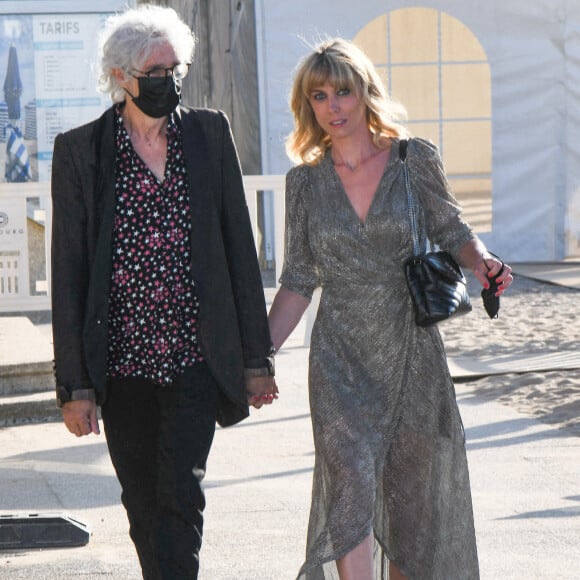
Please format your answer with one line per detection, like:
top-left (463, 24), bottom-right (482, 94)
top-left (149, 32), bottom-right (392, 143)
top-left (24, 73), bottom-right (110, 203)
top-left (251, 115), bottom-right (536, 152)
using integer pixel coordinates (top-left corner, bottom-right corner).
top-left (51, 105), bottom-right (272, 427)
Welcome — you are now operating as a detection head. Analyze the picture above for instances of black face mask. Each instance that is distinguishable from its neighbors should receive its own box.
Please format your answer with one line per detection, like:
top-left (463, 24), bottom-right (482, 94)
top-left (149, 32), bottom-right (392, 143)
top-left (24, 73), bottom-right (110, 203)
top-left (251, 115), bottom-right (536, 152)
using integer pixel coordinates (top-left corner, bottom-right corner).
top-left (125, 76), bottom-right (180, 118)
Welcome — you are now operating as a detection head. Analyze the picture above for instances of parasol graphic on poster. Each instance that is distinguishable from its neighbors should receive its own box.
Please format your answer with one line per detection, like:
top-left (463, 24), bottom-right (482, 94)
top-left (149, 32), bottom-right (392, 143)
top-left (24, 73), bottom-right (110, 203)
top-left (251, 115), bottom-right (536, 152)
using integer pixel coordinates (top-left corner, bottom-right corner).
top-left (3, 43), bottom-right (32, 183)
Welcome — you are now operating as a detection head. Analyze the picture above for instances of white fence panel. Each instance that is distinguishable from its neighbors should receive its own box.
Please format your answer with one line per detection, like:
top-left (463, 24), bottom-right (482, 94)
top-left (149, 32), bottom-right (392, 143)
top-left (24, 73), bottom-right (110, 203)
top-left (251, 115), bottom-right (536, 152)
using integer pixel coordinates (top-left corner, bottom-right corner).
top-left (0, 183), bottom-right (50, 312)
top-left (242, 174), bottom-right (285, 286)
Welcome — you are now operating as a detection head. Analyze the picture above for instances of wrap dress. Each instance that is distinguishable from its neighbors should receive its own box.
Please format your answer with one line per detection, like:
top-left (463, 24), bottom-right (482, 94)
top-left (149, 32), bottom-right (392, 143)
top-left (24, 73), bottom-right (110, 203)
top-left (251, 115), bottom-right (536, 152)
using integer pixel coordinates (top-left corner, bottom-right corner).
top-left (280, 137), bottom-right (480, 580)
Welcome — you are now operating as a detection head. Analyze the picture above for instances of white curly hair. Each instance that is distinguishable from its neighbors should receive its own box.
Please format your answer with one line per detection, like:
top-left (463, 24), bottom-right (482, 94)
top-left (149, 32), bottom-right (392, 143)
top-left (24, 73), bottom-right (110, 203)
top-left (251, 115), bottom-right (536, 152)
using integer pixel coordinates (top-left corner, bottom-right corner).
top-left (97, 4), bottom-right (196, 103)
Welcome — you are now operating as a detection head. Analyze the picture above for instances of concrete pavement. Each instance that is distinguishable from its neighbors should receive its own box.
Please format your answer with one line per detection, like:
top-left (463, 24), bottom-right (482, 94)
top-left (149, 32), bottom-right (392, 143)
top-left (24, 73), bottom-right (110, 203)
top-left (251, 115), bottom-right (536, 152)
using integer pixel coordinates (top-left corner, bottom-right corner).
top-left (1, 332), bottom-right (580, 579)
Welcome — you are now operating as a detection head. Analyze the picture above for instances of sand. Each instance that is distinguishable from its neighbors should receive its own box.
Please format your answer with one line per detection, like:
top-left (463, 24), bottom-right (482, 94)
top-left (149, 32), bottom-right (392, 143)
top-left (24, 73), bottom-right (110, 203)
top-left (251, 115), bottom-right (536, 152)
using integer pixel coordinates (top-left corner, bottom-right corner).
top-left (439, 274), bottom-right (580, 437)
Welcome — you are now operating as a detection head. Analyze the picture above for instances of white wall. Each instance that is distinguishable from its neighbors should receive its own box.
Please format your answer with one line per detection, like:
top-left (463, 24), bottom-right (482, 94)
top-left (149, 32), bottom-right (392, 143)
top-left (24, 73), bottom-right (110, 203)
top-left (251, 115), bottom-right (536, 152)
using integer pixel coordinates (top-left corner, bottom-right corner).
top-left (255, 0), bottom-right (580, 262)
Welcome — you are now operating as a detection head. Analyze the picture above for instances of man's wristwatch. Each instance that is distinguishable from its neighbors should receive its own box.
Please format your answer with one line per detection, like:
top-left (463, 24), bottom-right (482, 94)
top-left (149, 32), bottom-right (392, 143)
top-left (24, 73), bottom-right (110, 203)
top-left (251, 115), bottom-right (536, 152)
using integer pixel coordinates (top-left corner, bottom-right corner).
top-left (243, 354), bottom-right (275, 378)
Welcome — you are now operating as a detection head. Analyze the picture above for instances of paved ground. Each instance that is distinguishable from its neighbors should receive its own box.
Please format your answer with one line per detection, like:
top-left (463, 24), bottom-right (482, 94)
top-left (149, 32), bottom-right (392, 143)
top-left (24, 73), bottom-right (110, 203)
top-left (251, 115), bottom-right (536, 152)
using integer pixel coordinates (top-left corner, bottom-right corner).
top-left (1, 331), bottom-right (580, 579)
top-left (1, 282), bottom-right (580, 578)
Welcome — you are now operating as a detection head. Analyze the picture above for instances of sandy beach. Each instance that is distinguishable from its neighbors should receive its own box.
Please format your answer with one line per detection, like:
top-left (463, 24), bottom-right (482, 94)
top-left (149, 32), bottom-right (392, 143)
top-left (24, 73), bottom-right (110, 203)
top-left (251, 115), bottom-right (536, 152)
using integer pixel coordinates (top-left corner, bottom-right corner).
top-left (440, 273), bottom-right (580, 437)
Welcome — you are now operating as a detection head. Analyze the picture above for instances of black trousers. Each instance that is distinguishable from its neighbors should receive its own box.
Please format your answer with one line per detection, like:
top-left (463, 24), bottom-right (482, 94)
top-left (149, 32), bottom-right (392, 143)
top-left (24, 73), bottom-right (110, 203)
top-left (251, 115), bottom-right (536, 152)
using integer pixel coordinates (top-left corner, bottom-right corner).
top-left (101, 363), bottom-right (218, 580)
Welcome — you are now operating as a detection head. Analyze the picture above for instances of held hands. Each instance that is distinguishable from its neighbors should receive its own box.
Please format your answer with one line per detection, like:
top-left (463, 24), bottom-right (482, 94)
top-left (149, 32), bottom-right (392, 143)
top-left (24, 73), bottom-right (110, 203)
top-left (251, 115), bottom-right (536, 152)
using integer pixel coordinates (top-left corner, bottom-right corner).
top-left (62, 378), bottom-right (281, 431)
top-left (246, 376), bottom-right (279, 409)
top-left (62, 400), bottom-right (100, 437)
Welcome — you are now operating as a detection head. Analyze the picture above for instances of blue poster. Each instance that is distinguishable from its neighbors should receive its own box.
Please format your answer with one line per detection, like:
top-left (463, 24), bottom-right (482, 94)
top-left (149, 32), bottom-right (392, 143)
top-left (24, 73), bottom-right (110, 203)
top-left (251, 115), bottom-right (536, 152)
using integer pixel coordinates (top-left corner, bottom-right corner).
top-left (0, 7), bottom-right (126, 184)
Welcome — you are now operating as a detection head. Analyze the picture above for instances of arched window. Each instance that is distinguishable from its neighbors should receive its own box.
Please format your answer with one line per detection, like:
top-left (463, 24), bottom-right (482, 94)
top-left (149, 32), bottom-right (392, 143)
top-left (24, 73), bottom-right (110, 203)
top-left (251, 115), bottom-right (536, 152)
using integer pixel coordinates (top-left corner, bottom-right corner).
top-left (354, 7), bottom-right (492, 233)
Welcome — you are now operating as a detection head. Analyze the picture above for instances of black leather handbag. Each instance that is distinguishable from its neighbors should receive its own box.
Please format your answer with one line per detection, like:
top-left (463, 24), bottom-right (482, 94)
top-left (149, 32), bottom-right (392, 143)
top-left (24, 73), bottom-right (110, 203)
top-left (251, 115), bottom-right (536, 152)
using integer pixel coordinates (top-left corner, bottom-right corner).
top-left (400, 139), bottom-right (472, 327)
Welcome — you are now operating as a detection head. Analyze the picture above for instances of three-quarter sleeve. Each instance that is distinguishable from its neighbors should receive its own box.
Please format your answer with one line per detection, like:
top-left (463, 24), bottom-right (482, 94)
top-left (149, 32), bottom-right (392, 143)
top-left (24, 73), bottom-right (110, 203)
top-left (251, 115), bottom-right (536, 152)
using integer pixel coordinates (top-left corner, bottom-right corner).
top-left (279, 165), bottom-right (321, 299)
top-left (407, 138), bottom-right (475, 257)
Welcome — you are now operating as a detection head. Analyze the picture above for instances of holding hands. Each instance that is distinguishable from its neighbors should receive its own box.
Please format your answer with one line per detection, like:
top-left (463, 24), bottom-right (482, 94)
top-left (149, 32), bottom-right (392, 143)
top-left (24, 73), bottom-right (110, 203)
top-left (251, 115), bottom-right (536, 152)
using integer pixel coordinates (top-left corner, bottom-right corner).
top-left (246, 376), bottom-right (279, 409)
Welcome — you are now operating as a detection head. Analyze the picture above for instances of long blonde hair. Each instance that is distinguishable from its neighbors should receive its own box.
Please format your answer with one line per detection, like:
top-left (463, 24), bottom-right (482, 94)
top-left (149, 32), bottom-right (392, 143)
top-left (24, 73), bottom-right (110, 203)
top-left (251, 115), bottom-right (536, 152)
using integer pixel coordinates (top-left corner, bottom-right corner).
top-left (286, 38), bottom-right (409, 165)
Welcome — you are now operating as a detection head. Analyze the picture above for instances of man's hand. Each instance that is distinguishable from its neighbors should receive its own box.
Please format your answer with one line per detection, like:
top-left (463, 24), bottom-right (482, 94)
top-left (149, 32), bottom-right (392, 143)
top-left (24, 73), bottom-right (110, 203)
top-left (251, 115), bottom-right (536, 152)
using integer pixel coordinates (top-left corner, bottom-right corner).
top-left (62, 400), bottom-right (100, 437)
top-left (246, 376), bottom-right (279, 409)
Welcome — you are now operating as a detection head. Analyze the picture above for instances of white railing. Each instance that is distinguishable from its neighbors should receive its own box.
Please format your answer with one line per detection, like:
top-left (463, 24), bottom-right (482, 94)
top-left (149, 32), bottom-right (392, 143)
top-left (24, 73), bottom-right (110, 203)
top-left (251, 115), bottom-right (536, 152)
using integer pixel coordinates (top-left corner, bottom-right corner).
top-left (0, 176), bottom-right (285, 314)
top-left (242, 174), bottom-right (286, 285)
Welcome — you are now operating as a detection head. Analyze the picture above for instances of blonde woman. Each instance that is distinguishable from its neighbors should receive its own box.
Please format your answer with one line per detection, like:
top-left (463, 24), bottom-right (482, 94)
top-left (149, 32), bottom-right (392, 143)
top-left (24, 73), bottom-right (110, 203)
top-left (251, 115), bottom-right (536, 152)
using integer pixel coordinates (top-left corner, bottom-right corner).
top-left (269, 38), bottom-right (512, 579)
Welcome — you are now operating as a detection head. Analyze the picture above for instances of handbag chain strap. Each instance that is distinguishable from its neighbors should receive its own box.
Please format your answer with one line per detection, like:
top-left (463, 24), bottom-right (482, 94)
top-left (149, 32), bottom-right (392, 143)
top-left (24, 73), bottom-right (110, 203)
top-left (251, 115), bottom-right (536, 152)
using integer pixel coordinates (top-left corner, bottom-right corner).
top-left (399, 139), bottom-right (426, 256)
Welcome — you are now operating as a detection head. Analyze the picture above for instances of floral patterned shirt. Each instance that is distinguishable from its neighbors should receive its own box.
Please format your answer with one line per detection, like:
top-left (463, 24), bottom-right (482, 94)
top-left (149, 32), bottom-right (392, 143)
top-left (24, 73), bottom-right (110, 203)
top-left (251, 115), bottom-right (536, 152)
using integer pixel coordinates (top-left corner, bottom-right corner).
top-left (107, 107), bottom-right (204, 385)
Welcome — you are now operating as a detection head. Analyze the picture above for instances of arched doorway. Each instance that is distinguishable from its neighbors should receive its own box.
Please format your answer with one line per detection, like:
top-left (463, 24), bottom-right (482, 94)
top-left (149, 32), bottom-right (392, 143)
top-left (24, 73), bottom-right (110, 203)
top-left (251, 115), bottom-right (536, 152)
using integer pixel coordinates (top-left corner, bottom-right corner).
top-left (354, 7), bottom-right (492, 233)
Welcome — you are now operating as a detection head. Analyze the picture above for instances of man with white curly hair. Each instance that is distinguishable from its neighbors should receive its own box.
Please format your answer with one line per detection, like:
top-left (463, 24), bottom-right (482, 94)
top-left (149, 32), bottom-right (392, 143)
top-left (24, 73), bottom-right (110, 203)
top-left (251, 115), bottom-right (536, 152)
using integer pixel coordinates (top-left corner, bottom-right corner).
top-left (51, 5), bottom-right (278, 578)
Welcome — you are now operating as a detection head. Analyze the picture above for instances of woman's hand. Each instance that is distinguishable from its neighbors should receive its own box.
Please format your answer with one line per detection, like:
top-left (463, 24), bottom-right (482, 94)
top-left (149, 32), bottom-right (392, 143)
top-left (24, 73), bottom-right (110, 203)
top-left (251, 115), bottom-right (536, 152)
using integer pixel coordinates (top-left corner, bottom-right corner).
top-left (473, 253), bottom-right (513, 296)
top-left (246, 376), bottom-right (279, 409)
top-left (458, 239), bottom-right (513, 296)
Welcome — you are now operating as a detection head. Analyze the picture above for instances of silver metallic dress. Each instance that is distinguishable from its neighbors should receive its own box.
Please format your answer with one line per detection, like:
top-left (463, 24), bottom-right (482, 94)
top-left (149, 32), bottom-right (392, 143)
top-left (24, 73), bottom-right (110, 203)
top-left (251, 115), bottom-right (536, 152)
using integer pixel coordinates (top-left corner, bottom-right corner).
top-left (280, 138), bottom-right (480, 579)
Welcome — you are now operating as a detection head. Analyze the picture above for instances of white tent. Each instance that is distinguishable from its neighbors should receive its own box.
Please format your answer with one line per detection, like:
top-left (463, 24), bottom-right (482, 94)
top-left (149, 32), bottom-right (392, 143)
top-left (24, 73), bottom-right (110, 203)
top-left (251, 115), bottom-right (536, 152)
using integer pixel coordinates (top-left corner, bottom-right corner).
top-left (253, 0), bottom-right (580, 263)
